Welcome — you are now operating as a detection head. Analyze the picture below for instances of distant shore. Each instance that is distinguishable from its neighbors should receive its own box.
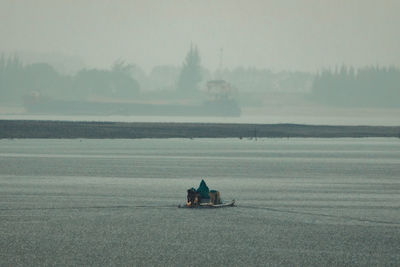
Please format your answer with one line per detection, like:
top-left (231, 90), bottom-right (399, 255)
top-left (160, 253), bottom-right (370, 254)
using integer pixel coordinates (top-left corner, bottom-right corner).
top-left (1, 120), bottom-right (400, 139)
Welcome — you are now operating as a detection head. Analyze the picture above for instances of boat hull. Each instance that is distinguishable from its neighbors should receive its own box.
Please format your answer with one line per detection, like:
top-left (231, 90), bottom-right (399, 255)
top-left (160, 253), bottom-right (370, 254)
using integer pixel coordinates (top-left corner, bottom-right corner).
top-left (178, 200), bottom-right (235, 208)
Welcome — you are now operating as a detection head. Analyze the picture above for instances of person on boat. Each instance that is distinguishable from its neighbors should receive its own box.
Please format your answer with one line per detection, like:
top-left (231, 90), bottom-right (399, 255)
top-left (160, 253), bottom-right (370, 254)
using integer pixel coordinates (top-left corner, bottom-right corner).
top-left (196, 179), bottom-right (210, 204)
top-left (187, 188), bottom-right (197, 206)
top-left (187, 179), bottom-right (222, 207)
top-left (209, 190), bottom-right (221, 205)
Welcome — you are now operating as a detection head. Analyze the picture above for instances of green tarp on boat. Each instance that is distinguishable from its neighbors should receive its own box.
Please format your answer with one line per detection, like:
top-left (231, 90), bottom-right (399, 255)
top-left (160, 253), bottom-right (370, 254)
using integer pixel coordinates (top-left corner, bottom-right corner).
top-left (196, 179), bottom-right (210, 199)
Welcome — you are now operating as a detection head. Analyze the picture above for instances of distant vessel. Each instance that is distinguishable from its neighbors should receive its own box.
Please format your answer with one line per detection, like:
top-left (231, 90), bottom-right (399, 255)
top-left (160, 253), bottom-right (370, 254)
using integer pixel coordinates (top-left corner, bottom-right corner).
top-left (23, 88), bottom-right (241, 117)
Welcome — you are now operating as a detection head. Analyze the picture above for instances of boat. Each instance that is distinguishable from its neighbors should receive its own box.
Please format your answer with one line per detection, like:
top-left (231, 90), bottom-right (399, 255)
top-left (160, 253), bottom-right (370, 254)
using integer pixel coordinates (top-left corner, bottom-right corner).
top-left (178, 199), bottom-right (235, 208)
top-left (179, 179), bottom-right (235, 208)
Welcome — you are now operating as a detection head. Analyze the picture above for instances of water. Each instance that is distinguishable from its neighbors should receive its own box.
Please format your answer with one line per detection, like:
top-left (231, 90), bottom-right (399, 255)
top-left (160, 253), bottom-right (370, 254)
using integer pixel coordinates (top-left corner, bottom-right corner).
top-left (2, 104), bottom-right (400, 126)
top-left (1, 138), bottom-right (400, 266)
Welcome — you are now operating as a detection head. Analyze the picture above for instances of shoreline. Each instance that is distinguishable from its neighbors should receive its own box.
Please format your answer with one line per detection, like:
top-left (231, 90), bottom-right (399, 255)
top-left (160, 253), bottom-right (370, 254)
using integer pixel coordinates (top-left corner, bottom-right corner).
top-left (1, 120), bottom-right (400, 139)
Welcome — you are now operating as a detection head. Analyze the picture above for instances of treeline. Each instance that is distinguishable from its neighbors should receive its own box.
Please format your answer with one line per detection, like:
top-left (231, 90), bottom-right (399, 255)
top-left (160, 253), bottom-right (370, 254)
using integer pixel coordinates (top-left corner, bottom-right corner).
top-left (0, 51), bottom-right (314, 104)
top-left (214, 68), bottom-right (312, 93)
top-left (135, 66), bottom-right (313, 93)
top-left (311, 66), bottom-right (400, 107)
top-left (3, 51), bottom-right (399, 109)
top-left (0, 55), bottom-right (139, 104)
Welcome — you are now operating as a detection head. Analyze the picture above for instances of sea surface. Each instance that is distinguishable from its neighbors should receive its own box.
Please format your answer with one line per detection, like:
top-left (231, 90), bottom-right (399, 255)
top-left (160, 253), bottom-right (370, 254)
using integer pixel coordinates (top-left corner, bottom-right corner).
top-left (1, 138), bottom-right (400, 266)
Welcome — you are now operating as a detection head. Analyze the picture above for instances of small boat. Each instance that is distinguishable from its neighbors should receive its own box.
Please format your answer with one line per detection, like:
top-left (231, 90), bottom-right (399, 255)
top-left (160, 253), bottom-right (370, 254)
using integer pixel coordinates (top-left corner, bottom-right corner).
top-left (178, 199), bottom-right (235, 209)
top-left (180, 179), bottom-right (235, 208)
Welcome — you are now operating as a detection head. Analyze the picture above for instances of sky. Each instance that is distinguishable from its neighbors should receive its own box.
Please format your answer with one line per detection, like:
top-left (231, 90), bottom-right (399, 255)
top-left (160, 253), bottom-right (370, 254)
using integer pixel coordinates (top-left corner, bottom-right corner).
top-left (1, 0), bottom-right (400, 72)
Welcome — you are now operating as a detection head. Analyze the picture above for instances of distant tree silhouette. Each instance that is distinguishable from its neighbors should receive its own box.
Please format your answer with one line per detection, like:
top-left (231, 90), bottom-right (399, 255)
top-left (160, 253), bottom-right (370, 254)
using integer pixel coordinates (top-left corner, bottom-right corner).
top-left (311, 65), bottom-right (400, 107)
top-left (74, 61), bottom-right (139, 99)
top-left (0, 54), bottom-right (24, 103)
top-left (0, 54), bottom-right (140, 104)
top-left (23, 63), bottom-right (60, 95)
top-left (177, 44), bottom-right (202, 92)
top-left (149, 65), bottom-right (180, 91)
top-left (213, 66), bottom-right (312, 92)
top-left (110, 60), bottom-right (140, 97)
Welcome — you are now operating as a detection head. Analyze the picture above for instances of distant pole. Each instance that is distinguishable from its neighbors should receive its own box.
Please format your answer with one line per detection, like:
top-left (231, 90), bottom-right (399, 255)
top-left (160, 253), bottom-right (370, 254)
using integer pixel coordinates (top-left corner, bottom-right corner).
top-left (219, 48), bottom-right (223, 71)
top-left (215, 48), bottom-right (224, 80)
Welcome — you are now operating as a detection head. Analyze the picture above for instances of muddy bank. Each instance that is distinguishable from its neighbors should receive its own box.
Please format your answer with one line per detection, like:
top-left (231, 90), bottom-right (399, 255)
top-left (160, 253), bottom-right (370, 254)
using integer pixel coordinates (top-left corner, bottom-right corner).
top-left (0, 120), bottom-right (399, 139)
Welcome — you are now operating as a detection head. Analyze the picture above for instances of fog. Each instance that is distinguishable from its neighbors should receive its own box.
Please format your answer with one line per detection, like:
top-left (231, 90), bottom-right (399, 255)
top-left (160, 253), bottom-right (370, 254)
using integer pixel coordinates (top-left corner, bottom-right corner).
top-left (1, 0), bottom-right (400, 124)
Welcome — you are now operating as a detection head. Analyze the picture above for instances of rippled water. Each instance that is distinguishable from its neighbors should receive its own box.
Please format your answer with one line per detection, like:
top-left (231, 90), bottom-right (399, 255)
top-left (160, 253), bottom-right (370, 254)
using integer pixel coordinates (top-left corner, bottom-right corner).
top-left (1, 138), bottom-right (400, 266)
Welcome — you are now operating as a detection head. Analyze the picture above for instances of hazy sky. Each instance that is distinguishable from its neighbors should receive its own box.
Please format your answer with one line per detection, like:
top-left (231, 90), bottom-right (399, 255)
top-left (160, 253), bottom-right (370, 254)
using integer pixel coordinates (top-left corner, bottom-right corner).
top-left (1, 0), bottom-right (399, 72)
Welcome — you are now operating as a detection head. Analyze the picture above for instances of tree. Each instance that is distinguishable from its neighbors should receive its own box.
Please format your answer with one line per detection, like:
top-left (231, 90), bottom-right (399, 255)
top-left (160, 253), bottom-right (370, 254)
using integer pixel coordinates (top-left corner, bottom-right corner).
top-left (74, 61), bottom-right (140, 99)
top-left (177, 44), bottom-right (202, 92)
top-left (23, 63), bottom-right (60, 94)
top-left (311, 65), bottom-right (400, 107)
top-left (0, 55), bottom-right (25, 103)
